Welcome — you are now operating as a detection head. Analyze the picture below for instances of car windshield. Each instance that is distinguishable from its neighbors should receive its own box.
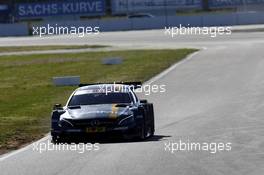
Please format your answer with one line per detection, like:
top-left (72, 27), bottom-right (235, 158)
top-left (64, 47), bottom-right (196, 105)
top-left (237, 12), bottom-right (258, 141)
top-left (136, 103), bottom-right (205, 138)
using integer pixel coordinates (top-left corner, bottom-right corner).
top-left (68, 92), bottom-right (132, 106)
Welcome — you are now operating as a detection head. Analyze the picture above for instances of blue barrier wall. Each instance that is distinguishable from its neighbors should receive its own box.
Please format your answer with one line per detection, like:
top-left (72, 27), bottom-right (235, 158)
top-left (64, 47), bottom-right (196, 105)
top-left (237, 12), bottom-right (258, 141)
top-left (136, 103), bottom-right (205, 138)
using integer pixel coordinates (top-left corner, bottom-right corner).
top-left (1, 11), bottom-right (264, 36)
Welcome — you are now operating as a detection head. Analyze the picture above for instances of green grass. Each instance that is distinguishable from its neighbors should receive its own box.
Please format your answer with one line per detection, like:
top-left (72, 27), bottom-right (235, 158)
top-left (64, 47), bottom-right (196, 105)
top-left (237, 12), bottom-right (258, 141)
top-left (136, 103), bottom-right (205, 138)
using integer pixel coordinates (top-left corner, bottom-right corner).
top-left (0, 45), bottom-right (108, 53)
top-left (0, 49), bottom-right (197, 153)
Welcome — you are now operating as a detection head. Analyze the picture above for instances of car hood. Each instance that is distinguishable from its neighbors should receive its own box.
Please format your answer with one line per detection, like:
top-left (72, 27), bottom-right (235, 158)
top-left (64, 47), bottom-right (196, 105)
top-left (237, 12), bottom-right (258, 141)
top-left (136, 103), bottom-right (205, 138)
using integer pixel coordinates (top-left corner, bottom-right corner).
top-left (60, 104), bottom-right (132, 120)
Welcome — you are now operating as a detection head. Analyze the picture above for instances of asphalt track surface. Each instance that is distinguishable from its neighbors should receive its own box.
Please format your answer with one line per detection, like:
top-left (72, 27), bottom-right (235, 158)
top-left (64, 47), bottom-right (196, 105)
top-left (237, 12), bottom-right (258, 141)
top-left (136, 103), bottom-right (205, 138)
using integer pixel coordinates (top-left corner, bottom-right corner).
top-left (1, 30), bottom-right (264, 175)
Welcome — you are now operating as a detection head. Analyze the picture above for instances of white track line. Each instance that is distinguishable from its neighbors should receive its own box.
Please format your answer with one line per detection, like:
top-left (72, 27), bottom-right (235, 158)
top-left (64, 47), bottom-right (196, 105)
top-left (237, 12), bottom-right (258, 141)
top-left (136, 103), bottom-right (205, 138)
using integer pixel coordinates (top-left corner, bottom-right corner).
top-left (0, 135), bottom-right (50, 162)
top-left (0, 48), bottom-right (204, 162)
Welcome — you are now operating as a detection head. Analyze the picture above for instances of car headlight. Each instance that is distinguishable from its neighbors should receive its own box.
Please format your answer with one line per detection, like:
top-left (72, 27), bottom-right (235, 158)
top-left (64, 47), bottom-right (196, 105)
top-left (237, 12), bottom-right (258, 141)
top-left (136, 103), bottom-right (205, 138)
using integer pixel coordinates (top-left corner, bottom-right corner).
top-left (59, 119), bottom-right (74, 128)
top-left (118, 115), bottom-right (134, 126)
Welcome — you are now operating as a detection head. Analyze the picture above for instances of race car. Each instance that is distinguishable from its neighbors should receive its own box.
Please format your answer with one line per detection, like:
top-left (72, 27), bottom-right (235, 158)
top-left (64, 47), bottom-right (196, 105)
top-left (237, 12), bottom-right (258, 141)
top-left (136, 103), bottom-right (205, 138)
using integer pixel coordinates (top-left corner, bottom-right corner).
top-left (51, 82), bottom-right (155, 143)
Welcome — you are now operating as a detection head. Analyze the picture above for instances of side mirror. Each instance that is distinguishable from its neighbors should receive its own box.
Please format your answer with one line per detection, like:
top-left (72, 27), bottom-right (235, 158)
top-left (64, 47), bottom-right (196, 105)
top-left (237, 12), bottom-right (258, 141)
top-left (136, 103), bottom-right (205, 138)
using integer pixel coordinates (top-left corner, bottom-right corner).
top-left (53, 104), bottom-right (63, 110)
top-left (140, 99), bottom-right (148, 104)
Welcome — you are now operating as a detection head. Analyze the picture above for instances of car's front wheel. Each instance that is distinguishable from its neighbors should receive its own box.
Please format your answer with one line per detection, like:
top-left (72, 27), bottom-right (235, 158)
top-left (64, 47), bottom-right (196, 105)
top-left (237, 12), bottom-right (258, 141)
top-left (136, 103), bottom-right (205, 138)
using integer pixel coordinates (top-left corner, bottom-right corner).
top-left (51, 136), bottom-right (59, 144)
top-left (51, 134), bottom-right (65, 144)
top-left (137, 122), bottom-right (152, 140)
top-left (138, 124), bottom-right (146, 140)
